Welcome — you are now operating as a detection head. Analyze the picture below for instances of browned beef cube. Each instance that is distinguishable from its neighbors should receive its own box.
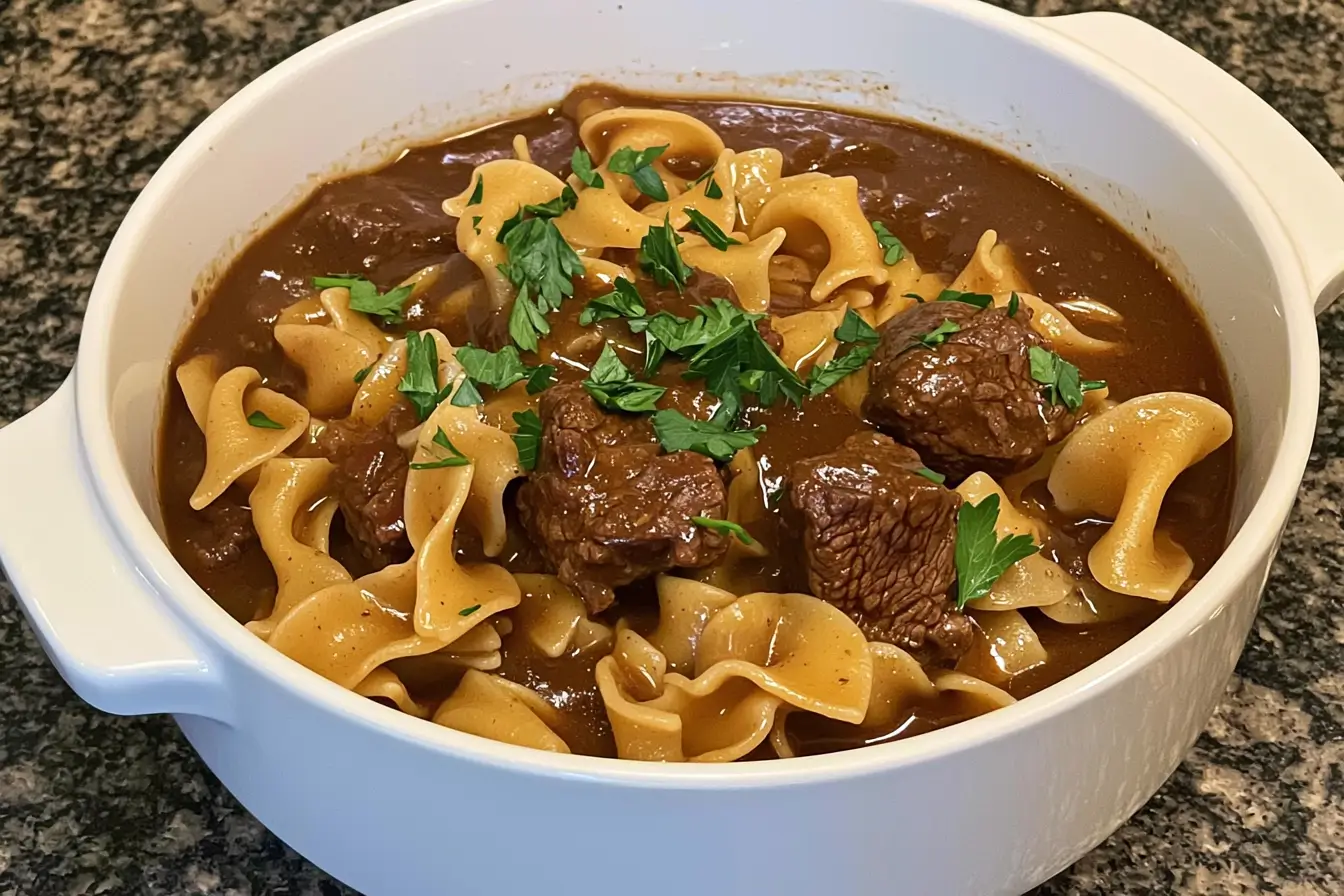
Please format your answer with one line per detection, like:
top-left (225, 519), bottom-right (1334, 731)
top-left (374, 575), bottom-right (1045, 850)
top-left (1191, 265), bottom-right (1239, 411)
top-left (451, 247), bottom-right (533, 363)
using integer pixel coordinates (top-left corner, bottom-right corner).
top-left (518, 383), bottom-right (730, 613)
top-left (313, 413), bottom-right (413, 567)
top-left (790, 432), bottom-right (971, 660)
top-left (863, 301), bottom-right (1074, 480)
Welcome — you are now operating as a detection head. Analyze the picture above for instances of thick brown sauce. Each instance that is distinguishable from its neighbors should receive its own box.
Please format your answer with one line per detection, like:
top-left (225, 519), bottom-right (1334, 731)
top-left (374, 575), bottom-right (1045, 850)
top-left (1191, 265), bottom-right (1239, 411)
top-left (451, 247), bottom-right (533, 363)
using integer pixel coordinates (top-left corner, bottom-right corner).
top-left (159, 88), bottom-right (1235, 758)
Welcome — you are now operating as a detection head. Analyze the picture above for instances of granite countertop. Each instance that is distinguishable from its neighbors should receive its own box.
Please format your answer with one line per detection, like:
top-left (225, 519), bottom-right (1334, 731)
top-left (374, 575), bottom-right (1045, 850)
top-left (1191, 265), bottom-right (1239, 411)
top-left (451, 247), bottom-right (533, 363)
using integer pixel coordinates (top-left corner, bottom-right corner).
top-left (1, 1), bottom-right (1341, 893)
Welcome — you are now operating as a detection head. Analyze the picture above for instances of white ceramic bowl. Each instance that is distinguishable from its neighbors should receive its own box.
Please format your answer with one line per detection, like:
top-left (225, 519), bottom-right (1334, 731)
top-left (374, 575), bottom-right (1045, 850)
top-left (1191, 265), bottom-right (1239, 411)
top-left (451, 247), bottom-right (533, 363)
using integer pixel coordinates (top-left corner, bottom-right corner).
top-left (2, 2), bottom-right (1341, 894)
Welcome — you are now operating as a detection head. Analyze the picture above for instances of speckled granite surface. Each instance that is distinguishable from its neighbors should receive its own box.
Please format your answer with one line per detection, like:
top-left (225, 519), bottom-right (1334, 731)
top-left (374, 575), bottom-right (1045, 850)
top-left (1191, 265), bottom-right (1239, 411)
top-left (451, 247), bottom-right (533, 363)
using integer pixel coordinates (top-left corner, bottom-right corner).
top-left (1, 0), bottom-right (1341, 893)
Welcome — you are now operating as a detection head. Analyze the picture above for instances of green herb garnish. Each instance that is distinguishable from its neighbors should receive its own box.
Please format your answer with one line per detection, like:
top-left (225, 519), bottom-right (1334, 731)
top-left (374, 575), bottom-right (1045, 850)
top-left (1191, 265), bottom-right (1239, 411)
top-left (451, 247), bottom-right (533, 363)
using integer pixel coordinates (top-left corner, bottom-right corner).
top-left (496, 199), bottom-right (585, 350)
top-left (913, 319), bottom-right (961, 349)
top-left (571, 147), bottom-right (604, 188)
top-left (691, 516), bottom-right (754, 545)
top-left (312, 275), bottom-right (413, 324)
top-left (1006, 292), bottom-right (1020, 318)
top-left (458, 604), bottom-right (481, 617)
top-left (521, 186), bottom-right (579, 220)
top-left (525, 365), bottom-right (556, 394)
top-left (902, 292), bottom-right (926, 303)
top-left (512, 409), bottom-right (543, 471)
top-left (246, 410), bottom-right (285, 430)
top-left (450, 378), bottom-right (484, 407)
top-left (1028, 346), bottom-right (1105, 412)
top-left (452, 344), bottom-right (555, 404)
top-left (651, 409), bottom-right (764, 462)
top-left (398, 331), bottom-right (452, 421)
top-left (688, 168), bottom-right (724, 200)
top-left (638, 215), bottom-right (693, 291)
top-left (583, 344), bottom-right (667, 413)
top-left (409, 427), bottom-right (471, 470)
top-left (806, 308), bottom-right (881, 396)
top-left (937, 289), bottom-right (993, 309)
top-left (871, 221), bottom-right (907, 265)
top-left (352, 366), bottom-right (371, 385)
top-left (682, 208), bottom-right (739, 251)
top-left (508, 287), bottom-right (552, 353)
top-left (607, 144), bottom-right (669, 201)
top-left (954, 494), bottom-right (1040, 609)
top-left (471, 216), bottom-right (482, 235)
top-left (579, 277), bottom-right (647, 325)
top-left (914, 466), bottom-right (946, 485)
top-left (467, 175), bottom-right (484, 206)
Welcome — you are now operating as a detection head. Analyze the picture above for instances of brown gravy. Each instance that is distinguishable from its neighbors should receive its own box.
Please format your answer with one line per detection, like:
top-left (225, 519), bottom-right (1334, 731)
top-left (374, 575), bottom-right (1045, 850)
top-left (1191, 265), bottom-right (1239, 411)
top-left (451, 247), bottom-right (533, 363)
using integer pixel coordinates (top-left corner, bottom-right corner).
top-left (159, 88), bottom-right (1234, 758)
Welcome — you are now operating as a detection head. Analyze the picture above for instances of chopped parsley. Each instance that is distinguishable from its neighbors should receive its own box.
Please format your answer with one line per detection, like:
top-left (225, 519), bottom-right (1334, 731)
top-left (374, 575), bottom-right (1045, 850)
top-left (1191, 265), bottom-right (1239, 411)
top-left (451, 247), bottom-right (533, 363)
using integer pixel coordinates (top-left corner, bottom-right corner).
top-left (352, 366), bottom-right (371, 385)
top-left (1028, 346), bottom-right (1106, 412)
top-left (582, 344), bottom-right (667, 413)
top-left (409, 427), bottom-right (471, 470)
top-left (871, 221), bottom-right (907, 265)
top-left (312, 275), bottom-right (413, 324)
top-left (450, 345), bottom-right (555, 405)
top-left (450, 378), bottom-right (485, 408)
top-left (937, 289), bottom-right (993, 309)
top-left (902, 292), bottom-right (926, 303)
top-left (1006, 291), bottom-right (1021, 318)
top-left (467, 175), bottom-right (484, 206)
top-left (806, 308), bottom-right (881, 396)
top-left (638, 216), bottom-right (693, 292)
top-left (691, 516), bottom-right (755, 545)
top-left (579, 277), bottom-right (647, 325)
top-left (471, 216), bottom-right (482, 235)
top-left (524, 365), bottom-right (555, 395)
top-left (571, 147), bottom-right (604, 188)
top-left (914, 466), bottom-right (946, 485)
top-left (682, 208), bottom-right (739, 250)
top-left (398, 331), bottom-right (452, 421)
top-left (496, 198), bottom-right (586, 351)
top-left (246, 410), bottom-right (285, 430)
top-left (511, 409), bottom-right (543, 471)
top-left (913, 319), bottom-right (961, 350)
top-left (458, 604), bottom-right (482, 617)
top-left (606, 144), bottom-right (669, 201)
top-left (688, 167), bottom-right (723, 199)
top-left (954, 494), bottom-right (1040, 609)
top-left (651, 409), bottom-right (764, 462)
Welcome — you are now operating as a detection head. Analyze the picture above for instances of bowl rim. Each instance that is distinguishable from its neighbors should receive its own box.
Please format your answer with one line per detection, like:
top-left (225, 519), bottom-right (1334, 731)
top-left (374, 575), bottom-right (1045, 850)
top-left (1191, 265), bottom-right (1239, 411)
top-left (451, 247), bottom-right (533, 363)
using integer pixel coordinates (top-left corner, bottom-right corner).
top-left (74, 0), bottom-right (1317, 786)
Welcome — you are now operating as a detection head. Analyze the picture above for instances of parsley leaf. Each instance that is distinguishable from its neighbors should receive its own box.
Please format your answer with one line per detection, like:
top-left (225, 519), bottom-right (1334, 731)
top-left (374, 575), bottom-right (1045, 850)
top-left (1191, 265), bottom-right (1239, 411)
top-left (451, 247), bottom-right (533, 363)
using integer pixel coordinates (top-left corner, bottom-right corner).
top-left (398, 331), bottom-right (452, 421)
top-left (583, 344), bottom-right (667, 413)
top-left (522, 186), bottom-right (579, 219)
top-left (682, 208), bottom-right (739, 250)
top-left (456, 345), bottom-right (531, 390)
top-left (571, 147), bottom-right (604, 188)
top-left (312, 275), bottom-right (413, 324)
top-left (607, 144), bottom-right (669, 201)
top-left (1028, 346), bottom-right (1105, 411)
top-left (472, 216), bottom-right (482, 235)
top-left (246, 410), bottom-right (285, 430)
top-left (638, 216), bottom-right (693, 291)
top-left (450, 378), bottom-right (484, 407)
top-left (651, 409), bottom-right (764, 462)
top-left (579, 277), bottom-right (647, 325)
top-left (914, 466), bottom-right (946, 485)
top-left (902, 292), bottom-right (926, 303)
top-left (409, 427), bottom-right (471, 470)
top-left (954, 494), bottom-right (1041, 609)
top-left (871, 221), bottom-right (907, 265)
top-left (1006, 291), bottom-right (1021, 318)
top-left (691, 516), bottom-right (755, 545)
top-left (525, 365), bottom-right (556, 394)
top-left (912, 319), bottom-right (961, 349)
top-left (508, 286), bottom-right (552, 353)
top-left (458, 604), bottom-right (481, 617)
top-left (495, 200), bottom-right (584, 350)
top-left (467, 175), bottom-right (484, 206)
top-left (806, 309), bottom-right (882, 395)
top-left (512, 409), bottom-right (543, 471)
top-left (688, 168), bottom-right (725, 200)
top-left (937, 289), bottom-right (993, 309)
top-left (686, 308), bottom-right (804, 418)
top-left (352, 366), bottom-right (371, 385)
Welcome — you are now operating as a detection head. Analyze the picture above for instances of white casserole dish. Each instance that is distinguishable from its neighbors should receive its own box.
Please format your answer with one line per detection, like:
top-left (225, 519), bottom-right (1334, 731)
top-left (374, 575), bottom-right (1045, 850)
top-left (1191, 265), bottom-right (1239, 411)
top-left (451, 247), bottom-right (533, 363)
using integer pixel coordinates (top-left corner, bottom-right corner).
top-left (1, 1), bottom-right (1341, 893)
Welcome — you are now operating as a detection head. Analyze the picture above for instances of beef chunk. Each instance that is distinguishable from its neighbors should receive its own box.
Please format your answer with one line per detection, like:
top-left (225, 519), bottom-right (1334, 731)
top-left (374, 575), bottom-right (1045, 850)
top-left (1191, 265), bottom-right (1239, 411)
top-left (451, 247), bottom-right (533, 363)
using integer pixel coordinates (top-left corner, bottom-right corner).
top-left (863, 301), bottom-right (1074, 480)
top-left (313, 413), bottom-right (413, 566)
top-left (184, 500), bottom-right (257, 571)
top-left (517, 383), bottom-right (730, 613)
top-left (790, 431), bottom-right (971, 660)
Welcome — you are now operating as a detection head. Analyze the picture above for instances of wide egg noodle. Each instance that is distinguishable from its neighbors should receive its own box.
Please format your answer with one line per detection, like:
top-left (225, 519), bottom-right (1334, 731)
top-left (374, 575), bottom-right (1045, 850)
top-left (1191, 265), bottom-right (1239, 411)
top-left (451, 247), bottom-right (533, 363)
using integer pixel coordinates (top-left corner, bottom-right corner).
top-left (1048, 392), bottom-right (1233, 601)
top-left (511, 573), bottom-right (614, 659)
top-left (433, 669), bottom-right (570, 754)
top-left (644, 575), bottom-right (737, 676)
top-left (578, 106), bottom-right (725, 202)
top-left (245, 457), bottom-right (351, 639)
top-left (956, 472), bottom-right (1074, 612)
top-left (189, 366), bottom-right (309, 510)
top-left (404, 399), bottom-right (522, 640)
top-left (555, 176), bottom-right (665, 250)
top-left (682, 227), bottom-right (786, 314)
top-left (749, 175), bottom-right (890, 301)
top-left (958, 608), bottom-right (1048, 684)
top-left (773, 305), bottom-right (847, 373)
top-left (442, 158), bottom-right (567, 309)
top-left (644, 148), bottom-right (738, 233)
top-left (354, 667), bottom-right (430, 719)
top-left (273, 322), bottom-right (379, 418)
top-left (731, 147), bottom-right (784, 227)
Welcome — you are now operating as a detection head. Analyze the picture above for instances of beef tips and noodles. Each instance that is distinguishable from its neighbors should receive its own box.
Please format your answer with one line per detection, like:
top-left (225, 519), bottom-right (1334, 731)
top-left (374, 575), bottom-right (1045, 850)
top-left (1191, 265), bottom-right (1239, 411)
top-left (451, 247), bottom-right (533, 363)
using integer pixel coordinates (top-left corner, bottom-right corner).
top-left (159, 89), bottom-right (1235, 760)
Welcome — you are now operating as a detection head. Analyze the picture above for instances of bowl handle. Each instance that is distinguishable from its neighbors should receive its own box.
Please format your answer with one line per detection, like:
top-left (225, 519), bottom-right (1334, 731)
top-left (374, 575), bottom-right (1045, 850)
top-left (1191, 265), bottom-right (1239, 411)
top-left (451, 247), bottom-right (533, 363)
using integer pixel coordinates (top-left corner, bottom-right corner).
top-left (1040, 12), bottom-right (1344, 315)
top-left (0, 376), bottom-right (233, 723)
